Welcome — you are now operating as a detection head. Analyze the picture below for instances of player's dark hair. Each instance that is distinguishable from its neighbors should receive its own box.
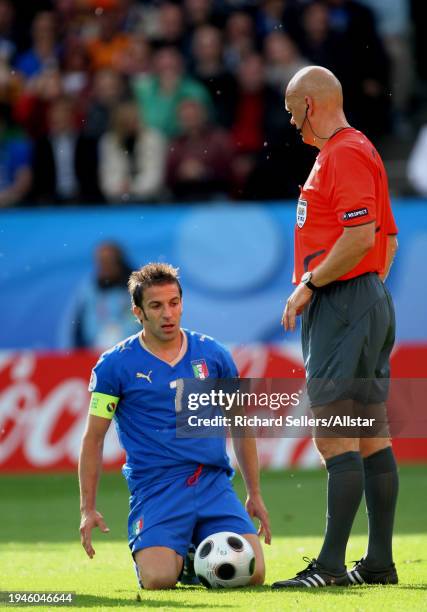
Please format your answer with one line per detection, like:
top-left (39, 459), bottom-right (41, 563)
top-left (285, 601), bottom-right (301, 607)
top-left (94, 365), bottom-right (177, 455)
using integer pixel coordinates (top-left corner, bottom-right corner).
top-left (128, 262), bottom-right (182, 308)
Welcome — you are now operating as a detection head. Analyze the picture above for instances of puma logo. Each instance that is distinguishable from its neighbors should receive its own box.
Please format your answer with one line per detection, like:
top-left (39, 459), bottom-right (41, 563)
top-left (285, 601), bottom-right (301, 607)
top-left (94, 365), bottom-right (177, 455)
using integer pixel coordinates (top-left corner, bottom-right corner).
top-left (136, 370), bottom-right (152, 383)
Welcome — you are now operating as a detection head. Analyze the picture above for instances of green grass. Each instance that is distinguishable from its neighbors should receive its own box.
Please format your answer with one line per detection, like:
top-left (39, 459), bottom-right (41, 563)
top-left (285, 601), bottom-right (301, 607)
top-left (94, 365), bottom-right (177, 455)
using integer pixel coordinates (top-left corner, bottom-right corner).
top-left (1, 467), bottom-right (426, 610)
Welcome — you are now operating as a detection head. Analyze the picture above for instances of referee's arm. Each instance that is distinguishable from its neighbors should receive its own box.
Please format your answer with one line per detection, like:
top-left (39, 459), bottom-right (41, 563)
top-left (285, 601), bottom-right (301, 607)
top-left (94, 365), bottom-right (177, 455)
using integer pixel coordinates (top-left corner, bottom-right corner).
top-left (310, 223), bottom-right (375, 287)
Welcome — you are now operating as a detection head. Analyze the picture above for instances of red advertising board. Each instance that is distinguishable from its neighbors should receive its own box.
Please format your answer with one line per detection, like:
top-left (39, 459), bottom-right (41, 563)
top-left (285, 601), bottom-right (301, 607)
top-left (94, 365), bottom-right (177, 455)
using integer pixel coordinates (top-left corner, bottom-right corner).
top-left (0, 345), bottom-right (426, 472)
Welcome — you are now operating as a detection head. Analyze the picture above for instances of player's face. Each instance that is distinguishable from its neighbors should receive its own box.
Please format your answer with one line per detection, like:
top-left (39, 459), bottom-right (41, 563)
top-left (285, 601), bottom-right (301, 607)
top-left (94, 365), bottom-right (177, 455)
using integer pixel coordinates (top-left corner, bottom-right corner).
top-left (136, 283), bottom-right (183, 343)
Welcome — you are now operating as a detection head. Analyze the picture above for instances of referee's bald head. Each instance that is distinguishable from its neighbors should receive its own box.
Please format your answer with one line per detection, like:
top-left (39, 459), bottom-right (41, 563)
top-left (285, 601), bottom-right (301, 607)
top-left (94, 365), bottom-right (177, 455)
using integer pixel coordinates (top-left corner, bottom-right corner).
top-left (286, 66), bottom-right (343, 109)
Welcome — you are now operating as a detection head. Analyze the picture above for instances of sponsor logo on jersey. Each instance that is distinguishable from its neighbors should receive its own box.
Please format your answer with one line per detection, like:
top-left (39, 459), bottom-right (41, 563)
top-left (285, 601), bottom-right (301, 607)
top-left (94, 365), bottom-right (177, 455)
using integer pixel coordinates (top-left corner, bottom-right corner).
top-left (343, 207), bottom-right (368, 221)
top-left (296, 198), bottom-right (307, 228)
top-left (136, 370), bottom-right (152, 383)
top-left (88, 370), bottom-right (97, 392)
top-left (191, 359), bottom-right (209, 379)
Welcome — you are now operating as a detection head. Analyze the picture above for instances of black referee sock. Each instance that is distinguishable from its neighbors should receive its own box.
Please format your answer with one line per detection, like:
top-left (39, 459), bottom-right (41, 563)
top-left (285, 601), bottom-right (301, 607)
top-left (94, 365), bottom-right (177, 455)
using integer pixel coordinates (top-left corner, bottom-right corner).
top-left (363, 446), bottom-right (399, 569)
top-left (317, 451), bottom-right (364, 574)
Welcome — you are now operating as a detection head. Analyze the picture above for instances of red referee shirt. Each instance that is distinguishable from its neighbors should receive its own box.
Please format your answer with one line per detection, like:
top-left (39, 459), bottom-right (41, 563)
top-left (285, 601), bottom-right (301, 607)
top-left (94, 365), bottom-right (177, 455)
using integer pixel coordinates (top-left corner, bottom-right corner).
top-left (293, 128), bottom-right (398, 284)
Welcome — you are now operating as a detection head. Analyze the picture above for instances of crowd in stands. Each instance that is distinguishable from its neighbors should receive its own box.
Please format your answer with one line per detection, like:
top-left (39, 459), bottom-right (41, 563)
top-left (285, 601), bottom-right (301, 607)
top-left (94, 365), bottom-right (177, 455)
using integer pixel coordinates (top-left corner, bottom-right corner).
top-left (0, 0), bottom-right (422, 205)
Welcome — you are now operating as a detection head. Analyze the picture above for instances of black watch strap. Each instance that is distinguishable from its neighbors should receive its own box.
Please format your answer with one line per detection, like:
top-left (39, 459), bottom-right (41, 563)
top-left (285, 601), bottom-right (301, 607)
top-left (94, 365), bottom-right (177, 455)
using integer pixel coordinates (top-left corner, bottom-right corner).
top-left (304, 279), bottom-right (318, 291)
top-left (301, 272), bottom-right (318, 291)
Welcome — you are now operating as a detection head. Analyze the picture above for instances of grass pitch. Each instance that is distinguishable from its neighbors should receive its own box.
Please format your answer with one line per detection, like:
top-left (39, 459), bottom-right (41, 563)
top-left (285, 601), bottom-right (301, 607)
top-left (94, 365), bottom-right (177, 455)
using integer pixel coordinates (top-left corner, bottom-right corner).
top-left (1, 466), bottom-right (426, 611)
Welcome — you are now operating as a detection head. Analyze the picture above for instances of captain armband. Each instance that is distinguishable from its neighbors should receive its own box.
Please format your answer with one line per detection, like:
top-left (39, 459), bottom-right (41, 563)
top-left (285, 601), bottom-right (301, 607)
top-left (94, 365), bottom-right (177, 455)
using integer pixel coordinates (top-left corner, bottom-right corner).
top-left (89, 392), bottom-right (119, 420)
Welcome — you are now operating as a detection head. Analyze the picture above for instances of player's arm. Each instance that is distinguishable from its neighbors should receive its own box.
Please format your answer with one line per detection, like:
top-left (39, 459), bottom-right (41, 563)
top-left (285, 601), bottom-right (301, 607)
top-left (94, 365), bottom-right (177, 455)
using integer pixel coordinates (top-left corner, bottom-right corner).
top-left (380, 235), bottom-right (398, 282)
top-left (78, 413), bottom-right (112, 558)
top-left (231, 435), bottom-right (271, 544)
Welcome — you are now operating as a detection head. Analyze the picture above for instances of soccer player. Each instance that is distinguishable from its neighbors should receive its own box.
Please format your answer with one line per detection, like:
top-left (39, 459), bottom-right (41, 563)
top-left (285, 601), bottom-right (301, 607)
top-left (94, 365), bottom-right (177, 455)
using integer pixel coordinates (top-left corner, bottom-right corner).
top-left (273, 66), bottom-right (399, 588)
top-left (79, 263), bottom-right (270, 591)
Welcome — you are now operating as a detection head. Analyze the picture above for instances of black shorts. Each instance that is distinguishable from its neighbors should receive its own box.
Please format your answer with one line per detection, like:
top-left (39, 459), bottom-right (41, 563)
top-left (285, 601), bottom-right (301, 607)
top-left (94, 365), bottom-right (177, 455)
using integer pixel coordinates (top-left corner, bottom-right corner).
top-left (301, 273), bottom-right (395, 407)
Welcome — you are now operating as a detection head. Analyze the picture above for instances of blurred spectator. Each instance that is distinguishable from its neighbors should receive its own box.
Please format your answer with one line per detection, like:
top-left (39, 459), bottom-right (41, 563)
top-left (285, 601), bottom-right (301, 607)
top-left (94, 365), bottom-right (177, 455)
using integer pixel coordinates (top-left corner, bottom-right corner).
top-left (14, 11), bottom-right (59, 78)
top-left (83, 68), bottom-right (127, 140)
top-left (359, 0), bottom-right (413, 128)
top-left (325, 0), bottom-right (391, 137)
top-left (223, 11), bottom-right (256, 74)
top-left (0, 0), bottom-right (416, 202)
top-left (407, 125), bottom-right (427, 196)
top-left (191, 25), bottom-right (237, 127)
top-left (85, 7), bottom-right (130, 71)
top-left (74, 241), bottom-right (139, 349)
top-left (133, 46), bottom-right (212, 138)
top-left (411, 0), bottom-right (427, 84)
top-left (9, 0), bottom-right (53, 52)
top-left (166, 98), bottom-right (234, 201)
top-left (151, 3), bottom-right (186, 53)
top-left (0, 102), bottom-right (32, 207)
top-left (0, 0), bottom-right (16, 63)
top-left (297, 2), bottom-right (348, 75)
top-left (61, 37), bottom-right (91, 101)
top-left (231, 53), bottom-right (276, 198)
top-left (31, 96), bottom-right (101, 204)
top-left (255, 0), bottom-right (287, 38)
top-left (114, 33), bottom-right (152, 77)
top-left (13, 67), bottom-right (64, 139)
top-left (99, 100), bottom-right (166, 202)
top-left (263, 31), bottom-right (308, 93)
top-left (296, 0), bottom-right (390, 138)
top-left (184, 0), bottom-right (216, 31)
top-left (117, 0), bottom-right (146, 34)
top-left (231, 52), bottom-right (314, 199)
top-left (232, 54), bottom-right (269, 155)
top-left (0, 55), bottom-right (23, 107)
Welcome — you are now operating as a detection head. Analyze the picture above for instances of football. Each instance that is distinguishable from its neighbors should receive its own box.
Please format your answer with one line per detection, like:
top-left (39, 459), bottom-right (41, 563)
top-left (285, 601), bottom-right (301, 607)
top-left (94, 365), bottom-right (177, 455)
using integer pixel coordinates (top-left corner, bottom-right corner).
top-left (194, 531), bottom-right (255, 588)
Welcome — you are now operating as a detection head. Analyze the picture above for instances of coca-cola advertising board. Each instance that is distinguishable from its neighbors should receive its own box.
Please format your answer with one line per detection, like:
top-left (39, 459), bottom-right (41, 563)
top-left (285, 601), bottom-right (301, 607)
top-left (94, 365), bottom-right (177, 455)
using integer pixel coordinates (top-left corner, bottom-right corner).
top-left (0, 345), bottom-right (426, 472)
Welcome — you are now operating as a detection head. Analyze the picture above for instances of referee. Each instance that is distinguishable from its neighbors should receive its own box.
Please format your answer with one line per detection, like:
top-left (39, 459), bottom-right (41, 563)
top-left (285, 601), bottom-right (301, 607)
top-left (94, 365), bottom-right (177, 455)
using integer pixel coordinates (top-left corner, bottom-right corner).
top-left (273, 67), bottom-right (399, 589)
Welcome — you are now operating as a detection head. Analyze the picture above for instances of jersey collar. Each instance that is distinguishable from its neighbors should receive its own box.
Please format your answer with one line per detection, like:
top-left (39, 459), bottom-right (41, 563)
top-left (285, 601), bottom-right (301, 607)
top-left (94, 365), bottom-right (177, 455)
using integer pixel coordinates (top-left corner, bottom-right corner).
top-left (138, 329), bottom-right (188, 367)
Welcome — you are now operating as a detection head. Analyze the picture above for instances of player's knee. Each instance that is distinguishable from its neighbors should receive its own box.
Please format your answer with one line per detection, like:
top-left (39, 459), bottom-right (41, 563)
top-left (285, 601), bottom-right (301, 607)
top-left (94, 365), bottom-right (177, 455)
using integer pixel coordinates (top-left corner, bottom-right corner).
top-left (249, 551), bottom-right (265, 586)
top-left (138, 565), bottom-right (178, 590)
top-left (250, 567), bottom-right (265, 586)
top-left (142, 573), bottom-right (177, 590)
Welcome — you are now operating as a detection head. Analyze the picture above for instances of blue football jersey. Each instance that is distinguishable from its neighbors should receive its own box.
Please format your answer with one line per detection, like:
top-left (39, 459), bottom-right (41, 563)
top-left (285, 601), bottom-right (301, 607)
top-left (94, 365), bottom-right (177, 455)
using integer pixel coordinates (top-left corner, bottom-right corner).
top-left (88, 329), bottom-right (238, 491)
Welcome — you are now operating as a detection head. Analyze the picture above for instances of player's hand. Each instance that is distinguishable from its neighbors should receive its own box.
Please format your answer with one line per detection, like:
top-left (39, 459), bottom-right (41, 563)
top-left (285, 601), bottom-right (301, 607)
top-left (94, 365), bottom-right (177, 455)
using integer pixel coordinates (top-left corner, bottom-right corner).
top-left (79, 509), bottom-right (110, 559)
top-left (246, 494), bottom-right (271, 545)
top-left (281, 283), bottom-right (313, 332)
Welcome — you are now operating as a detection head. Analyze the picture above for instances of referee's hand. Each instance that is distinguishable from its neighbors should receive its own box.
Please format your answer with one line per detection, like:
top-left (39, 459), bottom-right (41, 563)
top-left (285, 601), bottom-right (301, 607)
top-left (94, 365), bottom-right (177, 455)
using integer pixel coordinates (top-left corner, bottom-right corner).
top-left (282, 283), bottom-right (313, 331)
top-left (80, 509), bottom-right (110, 558)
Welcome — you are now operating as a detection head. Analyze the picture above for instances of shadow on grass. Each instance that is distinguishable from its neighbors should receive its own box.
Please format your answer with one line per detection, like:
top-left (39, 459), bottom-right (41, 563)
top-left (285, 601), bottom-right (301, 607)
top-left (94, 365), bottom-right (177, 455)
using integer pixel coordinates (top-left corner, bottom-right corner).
top-left (73, 593), bottom-right (232, 608)
top-left (263, 583), bottom-right (427, 594)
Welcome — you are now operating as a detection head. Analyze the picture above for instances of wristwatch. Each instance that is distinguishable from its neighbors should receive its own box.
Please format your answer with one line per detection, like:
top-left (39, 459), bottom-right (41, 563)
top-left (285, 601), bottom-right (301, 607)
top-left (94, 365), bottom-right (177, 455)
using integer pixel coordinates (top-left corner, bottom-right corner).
top-left (301, 271), bottom-right (318, 291)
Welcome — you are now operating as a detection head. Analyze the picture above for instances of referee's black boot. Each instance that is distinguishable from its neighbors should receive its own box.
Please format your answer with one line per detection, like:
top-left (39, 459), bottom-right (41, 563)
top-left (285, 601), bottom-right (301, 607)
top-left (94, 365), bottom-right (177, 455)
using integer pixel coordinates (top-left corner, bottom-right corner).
top-left (272, 557), bottom-right (350, 588)
top-left (347, 558), bottom-right (398, 585)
